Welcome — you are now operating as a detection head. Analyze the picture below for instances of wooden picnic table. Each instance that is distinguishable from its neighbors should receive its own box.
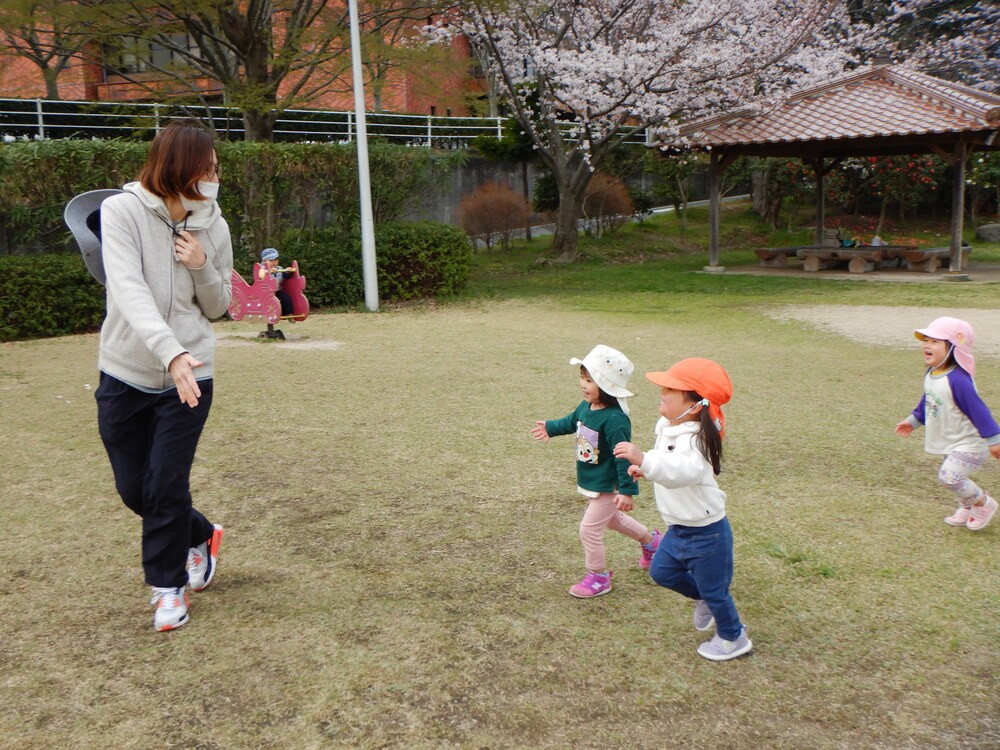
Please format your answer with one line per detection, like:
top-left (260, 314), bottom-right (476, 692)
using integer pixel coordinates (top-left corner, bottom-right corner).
top-left (899, 246), bottom-right (971, 273)
top-left (796, 245), bottom-right (916, 273)
top-left (754, 245), bottom-right (827, 268)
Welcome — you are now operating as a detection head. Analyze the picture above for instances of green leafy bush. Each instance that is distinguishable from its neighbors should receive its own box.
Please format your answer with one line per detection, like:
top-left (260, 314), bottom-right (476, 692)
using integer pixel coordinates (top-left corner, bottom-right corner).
top-left (275, 221), bottom-right (473, 307)
top-left (0, 139), bottom-right (462, 257)
top-left (376, 222), bottom-right (474, 300)
top-left (0, 254), bottom-right (104, 341)
top-left (265, 227), bottom-right (364, 309)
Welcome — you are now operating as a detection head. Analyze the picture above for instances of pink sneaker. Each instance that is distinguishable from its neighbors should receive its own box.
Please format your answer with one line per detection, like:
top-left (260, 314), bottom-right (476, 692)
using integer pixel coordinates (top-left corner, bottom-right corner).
top-left (967, 496), bottom-right (997, 531)
top-left (569, 571), bottom-right (612, 598)
top-left (944, 506), bottom-right (973, 527)
top-left (640, 530), bottom-right (661, 570)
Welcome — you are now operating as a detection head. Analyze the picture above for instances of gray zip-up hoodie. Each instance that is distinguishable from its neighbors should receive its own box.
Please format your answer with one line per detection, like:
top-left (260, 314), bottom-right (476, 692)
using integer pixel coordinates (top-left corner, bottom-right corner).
top-left (99, 181), bottom-right (233, 390)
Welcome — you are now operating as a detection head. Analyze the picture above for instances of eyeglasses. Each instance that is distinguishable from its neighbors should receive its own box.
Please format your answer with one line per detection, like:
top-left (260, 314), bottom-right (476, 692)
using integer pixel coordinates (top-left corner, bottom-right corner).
top-left (209, 162), bottom-right (221, 178)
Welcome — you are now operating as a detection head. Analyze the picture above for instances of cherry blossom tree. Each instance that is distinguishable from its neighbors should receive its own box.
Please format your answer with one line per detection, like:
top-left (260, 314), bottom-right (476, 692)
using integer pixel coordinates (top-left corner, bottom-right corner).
top-left (456, 0), bottom-right (994, 261)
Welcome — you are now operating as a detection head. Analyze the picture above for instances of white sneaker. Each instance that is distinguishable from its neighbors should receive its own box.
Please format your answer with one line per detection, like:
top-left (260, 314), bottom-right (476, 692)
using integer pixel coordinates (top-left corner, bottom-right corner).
top-left (187, 524), bottom-right (224, 592)
top-left (697, 626), bottom-right (753, 661)
top-left (150, 586), bottom-right (189, 632)
top-left (693, 600), bottom-right (716, 631)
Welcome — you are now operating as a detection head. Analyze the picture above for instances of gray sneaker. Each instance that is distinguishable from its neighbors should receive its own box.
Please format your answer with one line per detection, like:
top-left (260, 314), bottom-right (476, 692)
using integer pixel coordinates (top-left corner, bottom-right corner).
top-left (693, 600), bottom-right (715, 631)
top-left (697, 626), bottom-right (752, 661)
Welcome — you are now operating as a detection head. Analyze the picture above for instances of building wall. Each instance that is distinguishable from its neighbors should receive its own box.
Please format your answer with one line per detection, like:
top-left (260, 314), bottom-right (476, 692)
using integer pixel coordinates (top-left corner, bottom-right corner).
top-left (0, 27), bottom-right (482, 116)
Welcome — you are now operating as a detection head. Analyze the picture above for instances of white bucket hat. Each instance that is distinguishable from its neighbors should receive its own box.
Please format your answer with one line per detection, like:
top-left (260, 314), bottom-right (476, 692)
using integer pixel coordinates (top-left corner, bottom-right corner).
top-left (570, 345), bottom-right (634, 414)
top-left (63, 188), bottom-right (123, 285)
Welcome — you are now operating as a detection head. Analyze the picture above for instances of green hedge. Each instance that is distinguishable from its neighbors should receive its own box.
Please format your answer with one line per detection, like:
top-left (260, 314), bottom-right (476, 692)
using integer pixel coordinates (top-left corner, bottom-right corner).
top-left (1, 221), bottom-right (473, 341)
top-left (0, 254), bottom-right (104, 341)
top-left (0, 139), bottom-right (464, 257)
top-left (273, 221), bottom-right (473, 307)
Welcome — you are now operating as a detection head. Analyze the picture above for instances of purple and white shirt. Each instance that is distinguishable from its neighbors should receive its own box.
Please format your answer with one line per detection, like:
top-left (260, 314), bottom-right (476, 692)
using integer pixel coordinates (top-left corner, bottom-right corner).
top-left (908, 367), bottom-right (1000, 455)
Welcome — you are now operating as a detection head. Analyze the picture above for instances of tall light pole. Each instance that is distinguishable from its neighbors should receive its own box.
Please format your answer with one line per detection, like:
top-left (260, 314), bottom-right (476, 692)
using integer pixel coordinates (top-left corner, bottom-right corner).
top-left (348, 0), bottom-right (379, 311)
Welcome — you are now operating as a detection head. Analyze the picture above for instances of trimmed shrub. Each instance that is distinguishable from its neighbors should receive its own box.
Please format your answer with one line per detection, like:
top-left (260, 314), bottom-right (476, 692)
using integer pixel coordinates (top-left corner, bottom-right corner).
top-left (457, 182), bottom-right (531, 250)
top-left (375, 221), bottom-right (473, 299)
top-left (267, 227), bottom-right (364, 309)
top-left (0, 139), bottom-right (461, 257)
top-left (0, 253), bottom-right (104, 341)
top-left (274, 221), bottom-right (473, 307)
top-left (581, 172), bottom-right (633, 238)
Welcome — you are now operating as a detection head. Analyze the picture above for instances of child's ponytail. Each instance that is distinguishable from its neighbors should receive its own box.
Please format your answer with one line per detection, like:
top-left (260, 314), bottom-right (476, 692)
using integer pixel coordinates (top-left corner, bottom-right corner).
top-left (691, 390), bottom-right (723, 474)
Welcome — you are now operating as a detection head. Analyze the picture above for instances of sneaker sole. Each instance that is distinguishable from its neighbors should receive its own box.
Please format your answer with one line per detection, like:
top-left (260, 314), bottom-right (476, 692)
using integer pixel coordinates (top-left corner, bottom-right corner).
top-left (944, 517), bottom-right (969, 527)
top-left (191, 525), bottom-right (224, 592)
top-left (569, 586), bottom-right (613, 599)
top-left (697, 637), bottom-right (753, 661)
top-left (154, 612), bottom-right (190, 632)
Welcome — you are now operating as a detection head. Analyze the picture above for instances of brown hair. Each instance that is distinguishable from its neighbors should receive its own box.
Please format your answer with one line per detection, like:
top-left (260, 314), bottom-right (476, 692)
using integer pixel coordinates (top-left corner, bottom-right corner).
top-left (137, 121), bottom-right (216, 200)
top-left (580, 365), bottom-right (620, 410)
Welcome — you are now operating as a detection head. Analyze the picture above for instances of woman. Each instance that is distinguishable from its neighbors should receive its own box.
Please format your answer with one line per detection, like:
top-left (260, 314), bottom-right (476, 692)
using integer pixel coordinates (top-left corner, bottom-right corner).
top-left (96, 121), bottom-right (232, 631)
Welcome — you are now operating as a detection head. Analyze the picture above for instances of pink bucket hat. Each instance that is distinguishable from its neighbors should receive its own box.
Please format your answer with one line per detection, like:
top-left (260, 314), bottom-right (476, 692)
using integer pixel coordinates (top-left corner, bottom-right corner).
top-left (914, 317), bottom-right (975, 376)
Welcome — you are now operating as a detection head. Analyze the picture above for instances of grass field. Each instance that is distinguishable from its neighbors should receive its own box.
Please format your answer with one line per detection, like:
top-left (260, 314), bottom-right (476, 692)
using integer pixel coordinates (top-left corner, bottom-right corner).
top-left (2, 206), bottom-right (999, 749)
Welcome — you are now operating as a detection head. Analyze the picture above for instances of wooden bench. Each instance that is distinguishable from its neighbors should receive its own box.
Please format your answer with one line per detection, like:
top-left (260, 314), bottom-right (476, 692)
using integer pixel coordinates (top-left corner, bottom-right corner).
top-left (900, 246), bottom-right (971, 273)
top-left (797, 245), bottom-right (915, 273)
top-left (755, 245), bottom-right (828, 268)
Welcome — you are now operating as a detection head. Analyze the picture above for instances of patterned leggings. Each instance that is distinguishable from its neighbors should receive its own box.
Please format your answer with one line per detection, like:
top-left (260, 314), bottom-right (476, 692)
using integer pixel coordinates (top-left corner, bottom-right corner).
top-left (937, 451), bottom-right (989, 505)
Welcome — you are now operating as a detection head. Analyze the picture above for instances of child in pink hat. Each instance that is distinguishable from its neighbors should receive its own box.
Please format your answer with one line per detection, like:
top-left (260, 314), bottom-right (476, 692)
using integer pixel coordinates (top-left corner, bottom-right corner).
top-left (896, 316), bottom-right (1000, 530)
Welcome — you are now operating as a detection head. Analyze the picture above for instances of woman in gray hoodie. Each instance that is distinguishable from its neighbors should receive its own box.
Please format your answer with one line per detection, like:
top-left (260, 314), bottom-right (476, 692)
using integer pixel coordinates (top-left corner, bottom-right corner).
top-left (95, 121), bottom-right (232, 632)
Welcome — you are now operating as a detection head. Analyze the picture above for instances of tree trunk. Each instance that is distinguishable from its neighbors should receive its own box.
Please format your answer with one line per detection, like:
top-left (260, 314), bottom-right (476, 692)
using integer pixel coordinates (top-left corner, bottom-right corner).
top-left (551, 195), bottom-right (581, 261)
top-left (243, 109), bottom-right (277, 142)
top-left (42, 68), bottom-right (61, 100)
top-left (521, 161), bottom-right (532, 241)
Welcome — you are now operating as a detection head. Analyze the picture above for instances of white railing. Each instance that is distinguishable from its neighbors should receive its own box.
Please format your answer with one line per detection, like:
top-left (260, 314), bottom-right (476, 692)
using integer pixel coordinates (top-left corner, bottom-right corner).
top-left (0, 97), bottom-right (649, 146)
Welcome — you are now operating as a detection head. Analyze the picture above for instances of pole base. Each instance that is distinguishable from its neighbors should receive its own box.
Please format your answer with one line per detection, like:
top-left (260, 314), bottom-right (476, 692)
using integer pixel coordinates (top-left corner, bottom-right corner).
top-left (259, 324), bottom-right (286, 339)
top-left (702, 265), bottom-right (726, 273)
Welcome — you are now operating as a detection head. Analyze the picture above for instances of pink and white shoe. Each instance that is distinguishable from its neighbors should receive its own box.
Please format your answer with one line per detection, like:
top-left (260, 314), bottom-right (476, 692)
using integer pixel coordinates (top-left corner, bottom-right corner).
top-left (639, 530), bottom-right (661, 570)
top-left (944, 506), bottom-right (973, 527)
top-left (569, 571), bottom-right (612, 598)
top-left (967, 496), bottom-right (997, 531)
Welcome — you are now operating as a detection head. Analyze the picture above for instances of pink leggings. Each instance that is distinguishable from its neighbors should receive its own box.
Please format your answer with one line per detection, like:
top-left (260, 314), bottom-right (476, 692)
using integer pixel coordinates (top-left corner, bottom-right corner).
top-left (580, 493), bottom-right (649, 572)
top-left (938, 450), bottom-right (989, 505)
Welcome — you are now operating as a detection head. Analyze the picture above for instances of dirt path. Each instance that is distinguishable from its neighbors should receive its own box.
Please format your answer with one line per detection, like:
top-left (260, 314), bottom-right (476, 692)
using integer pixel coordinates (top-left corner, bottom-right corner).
top-left (768, 305), bottom-right (1000, 359)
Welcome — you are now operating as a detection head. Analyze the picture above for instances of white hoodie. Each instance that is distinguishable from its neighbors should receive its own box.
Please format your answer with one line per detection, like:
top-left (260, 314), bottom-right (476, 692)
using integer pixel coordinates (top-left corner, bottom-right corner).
top-left (640, 419), bottom-right (727, 527)
top-left (98, 181), bottom-right (232, 390)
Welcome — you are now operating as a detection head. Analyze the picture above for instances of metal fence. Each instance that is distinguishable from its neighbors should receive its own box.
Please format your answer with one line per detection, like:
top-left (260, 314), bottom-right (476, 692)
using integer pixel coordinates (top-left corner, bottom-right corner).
top-left (0, 97), bottom-right (649, 146)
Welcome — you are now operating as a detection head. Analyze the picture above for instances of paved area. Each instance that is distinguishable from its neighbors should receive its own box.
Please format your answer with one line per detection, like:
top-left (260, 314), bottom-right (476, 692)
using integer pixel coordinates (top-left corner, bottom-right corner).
top-left (767, 305), bottom-right (1000, 360)
top-left (714, 260), bottom-right (1000, 285)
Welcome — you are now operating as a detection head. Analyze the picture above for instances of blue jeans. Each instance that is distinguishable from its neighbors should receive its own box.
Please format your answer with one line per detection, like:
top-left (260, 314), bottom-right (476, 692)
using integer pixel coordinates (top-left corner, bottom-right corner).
top-left (648, 517), bottom-right (744, 640)
top-left (96, 372), bottom-right (215, 588)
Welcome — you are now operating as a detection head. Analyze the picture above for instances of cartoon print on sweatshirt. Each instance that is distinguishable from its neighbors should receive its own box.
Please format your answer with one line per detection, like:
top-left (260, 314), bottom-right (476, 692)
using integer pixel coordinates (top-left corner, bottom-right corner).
top-left (575, 421), bottom-right (600, 464)
top-left (925, 387), bottom-right (943, 419)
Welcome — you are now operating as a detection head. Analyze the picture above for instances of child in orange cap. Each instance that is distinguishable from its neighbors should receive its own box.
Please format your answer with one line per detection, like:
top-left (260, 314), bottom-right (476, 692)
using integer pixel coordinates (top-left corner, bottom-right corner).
top-left (532, 345), bottom-right (660, 599)
top-left (614, 358), bottom-right (752, 661)
top-left (895, 316), bottom-right (999, 530)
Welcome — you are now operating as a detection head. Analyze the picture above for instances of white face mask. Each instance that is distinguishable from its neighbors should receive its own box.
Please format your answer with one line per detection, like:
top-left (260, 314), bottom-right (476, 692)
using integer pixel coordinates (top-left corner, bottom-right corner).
top-left (197, 181), bottom-right (220, 201)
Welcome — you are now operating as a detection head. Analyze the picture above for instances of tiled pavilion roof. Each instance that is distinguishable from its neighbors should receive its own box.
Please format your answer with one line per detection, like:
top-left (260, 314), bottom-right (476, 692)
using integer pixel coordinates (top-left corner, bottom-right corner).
top-left (662, 66), bottom-right (1000, 158)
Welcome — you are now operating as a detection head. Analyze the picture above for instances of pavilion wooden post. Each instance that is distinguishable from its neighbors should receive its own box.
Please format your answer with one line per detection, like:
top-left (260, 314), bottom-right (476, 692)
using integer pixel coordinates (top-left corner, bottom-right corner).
top-left (812, 158), bottom-right (825, 246)
top-left (948, 141), bottom-right (970, 274)
top-left (707, 151), bottom-right (721, 269)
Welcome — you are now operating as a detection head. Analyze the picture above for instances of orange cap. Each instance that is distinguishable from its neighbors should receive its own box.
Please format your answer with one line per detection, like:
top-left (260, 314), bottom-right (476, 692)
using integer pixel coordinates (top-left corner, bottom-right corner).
top-left (645, 358), bottom-right (732, 437)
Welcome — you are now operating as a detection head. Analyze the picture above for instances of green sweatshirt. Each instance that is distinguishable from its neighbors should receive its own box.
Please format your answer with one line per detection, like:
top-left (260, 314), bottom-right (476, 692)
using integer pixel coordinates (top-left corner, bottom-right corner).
top-left (546, 401), bottom-right (639, 496)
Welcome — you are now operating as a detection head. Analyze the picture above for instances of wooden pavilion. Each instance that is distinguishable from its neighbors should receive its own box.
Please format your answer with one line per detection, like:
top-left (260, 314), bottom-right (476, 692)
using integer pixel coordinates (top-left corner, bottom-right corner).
top-left (657, 65), bottom-right (1000, 274)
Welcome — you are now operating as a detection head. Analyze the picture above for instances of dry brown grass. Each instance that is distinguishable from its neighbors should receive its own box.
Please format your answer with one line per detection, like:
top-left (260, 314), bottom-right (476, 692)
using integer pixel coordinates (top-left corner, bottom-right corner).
top-left (1, 297), bottom-right (997, 749)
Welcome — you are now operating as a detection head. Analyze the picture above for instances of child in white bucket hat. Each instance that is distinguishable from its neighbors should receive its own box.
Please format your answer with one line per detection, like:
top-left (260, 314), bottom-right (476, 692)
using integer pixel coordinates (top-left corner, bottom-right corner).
top-left (896, 317), bottom-right (1000, 530)
top-left (531, 345), bottom-right (660, 598)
